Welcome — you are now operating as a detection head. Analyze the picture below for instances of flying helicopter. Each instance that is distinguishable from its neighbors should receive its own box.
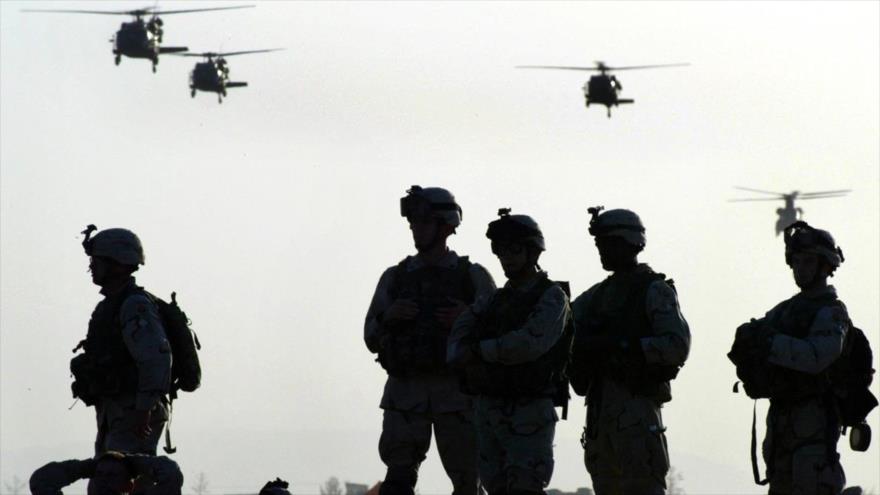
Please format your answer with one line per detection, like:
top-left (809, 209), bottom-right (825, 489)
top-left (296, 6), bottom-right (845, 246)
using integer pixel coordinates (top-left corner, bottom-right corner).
top-left (174, 49), bottom-right (282, 103)
top-left (728, 186), bottom-right (852, 236)
top-left (516, 61), bottom-right (689, 117)
top-left (23, 5), bottom-right (254, 73)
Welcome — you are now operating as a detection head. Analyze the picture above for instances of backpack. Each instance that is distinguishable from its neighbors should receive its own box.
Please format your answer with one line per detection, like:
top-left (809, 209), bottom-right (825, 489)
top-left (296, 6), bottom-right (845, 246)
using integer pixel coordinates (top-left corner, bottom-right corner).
top-left (828, 323), bottom-right (878, 428)
top-left (147, 291), bottom-right (202, 397)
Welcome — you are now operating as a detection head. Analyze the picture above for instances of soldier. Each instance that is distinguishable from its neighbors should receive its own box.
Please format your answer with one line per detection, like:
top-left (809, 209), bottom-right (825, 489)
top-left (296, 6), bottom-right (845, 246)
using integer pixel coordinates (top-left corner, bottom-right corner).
top-left (29, 451), bottom-right (183, 495)
top-left (449, 209), bottom-right (571, 495)
top-left (734, 221), bottom-right (849, 494)
top-left (568, 207), bottom-right (690, 495)
top-left (364, 186), bottom-right (496, 495)
top-left (72, 225), bottom-right (172, 456)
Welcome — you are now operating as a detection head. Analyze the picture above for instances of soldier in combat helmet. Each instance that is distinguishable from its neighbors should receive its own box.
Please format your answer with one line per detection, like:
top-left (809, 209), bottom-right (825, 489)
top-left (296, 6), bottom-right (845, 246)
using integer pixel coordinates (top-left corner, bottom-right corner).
top-left (449, 209), bottom-right (572, 495)
top-left (72, 225), bottom-right (172, 457)
top-left (734, 221), bottom-right (850, 494)
top-left (364, 186), bottom-right (496, 495)
top-left (568, 207), bottom-right (690, 495)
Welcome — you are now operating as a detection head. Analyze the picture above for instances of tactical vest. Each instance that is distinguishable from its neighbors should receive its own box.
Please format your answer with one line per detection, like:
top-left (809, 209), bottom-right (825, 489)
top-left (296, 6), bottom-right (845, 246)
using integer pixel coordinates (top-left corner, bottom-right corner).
top-left (71, 282), bottom-right (143, 404)
top-left (577, 268), bottom-right (680, 399)
top-left (764, 292), bottom-right (840, 403)
top-left (379, 256), bottom-right (475, 377)
top-left (463, 273), bottom-right (572, 398)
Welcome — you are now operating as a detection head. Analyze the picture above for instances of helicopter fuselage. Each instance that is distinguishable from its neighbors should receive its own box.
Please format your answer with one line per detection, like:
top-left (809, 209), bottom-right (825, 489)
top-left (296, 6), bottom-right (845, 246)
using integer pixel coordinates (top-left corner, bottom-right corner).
top-left (113, 21), bottom-right (158, 59)
top-left (190, 61), bottom-right (227, 93)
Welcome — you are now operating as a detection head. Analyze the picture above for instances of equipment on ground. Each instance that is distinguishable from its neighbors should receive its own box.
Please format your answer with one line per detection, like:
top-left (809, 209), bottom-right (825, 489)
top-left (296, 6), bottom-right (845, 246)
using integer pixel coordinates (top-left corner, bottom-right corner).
top-left (516, 61), bottom-right (689, 117)
top-left (22, 5), bottom-right (254, 73)
top-left (729, 187), bottom-right (851, 236)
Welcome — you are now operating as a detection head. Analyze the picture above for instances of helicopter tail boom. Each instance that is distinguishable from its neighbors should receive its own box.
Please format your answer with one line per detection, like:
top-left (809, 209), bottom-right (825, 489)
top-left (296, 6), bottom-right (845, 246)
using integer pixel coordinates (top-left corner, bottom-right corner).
top-left (617, 99), bottom-right (634, 104)
top-left (159, 47), bottom-right (188, 54)
top-left (226, 82), bottom-right (248, 88)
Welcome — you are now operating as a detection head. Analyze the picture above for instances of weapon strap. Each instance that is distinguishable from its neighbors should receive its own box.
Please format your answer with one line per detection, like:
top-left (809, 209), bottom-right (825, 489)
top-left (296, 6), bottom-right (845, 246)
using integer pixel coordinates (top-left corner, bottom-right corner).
top-left (163, 394), bottom-right (177, 454)
top-left (751, 400), bottom-right (770, 486)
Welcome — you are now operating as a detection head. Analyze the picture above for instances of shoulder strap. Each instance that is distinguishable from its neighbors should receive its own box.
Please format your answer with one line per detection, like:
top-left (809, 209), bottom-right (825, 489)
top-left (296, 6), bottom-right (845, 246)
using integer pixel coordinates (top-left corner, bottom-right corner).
top-left (751, 400), bottom-right (770, 486)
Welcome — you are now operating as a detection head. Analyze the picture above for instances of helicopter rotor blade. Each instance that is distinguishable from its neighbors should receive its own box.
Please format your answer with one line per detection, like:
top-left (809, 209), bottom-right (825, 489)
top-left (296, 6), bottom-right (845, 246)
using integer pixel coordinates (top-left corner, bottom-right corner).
top-left (603, 63), bottom-right (691, 71)
top-left (796, 194), bottom-right (851, 201)
top-left (798, 189), bottom-right (852, 197)
top-left (21, 8), bottom-right (150, 15)
top-left (515, 65), bottom-right (603, 72)
top-left (149, 5), bottom-right (255, 15)
top-left (214, 48), bottom-right (284, 57)
top-left (733, 186), bottom-right (787, 196)
top-left (727, 198), bottom-right (787, 203)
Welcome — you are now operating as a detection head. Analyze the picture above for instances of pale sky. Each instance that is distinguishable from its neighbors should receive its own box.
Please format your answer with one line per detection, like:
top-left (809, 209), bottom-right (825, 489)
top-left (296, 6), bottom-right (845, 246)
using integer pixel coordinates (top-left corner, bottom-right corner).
top-left (1, 1), bottom-right (878, 494)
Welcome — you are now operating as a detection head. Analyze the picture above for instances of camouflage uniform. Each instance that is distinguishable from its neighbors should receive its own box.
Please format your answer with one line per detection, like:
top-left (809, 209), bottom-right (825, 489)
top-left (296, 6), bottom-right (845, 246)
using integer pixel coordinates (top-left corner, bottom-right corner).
top-left (86, 277), bottom-right (172, 456)
top-left (571, 264), bottom-right (690, 495)
top-left (449, 271), bottom-right (570, 494)
top-left (30, 454), bottom-right (183, 495)
top-left (365, 250), bottom-right (496, 495)
top-left (760, 286), bottom-right (848, 495)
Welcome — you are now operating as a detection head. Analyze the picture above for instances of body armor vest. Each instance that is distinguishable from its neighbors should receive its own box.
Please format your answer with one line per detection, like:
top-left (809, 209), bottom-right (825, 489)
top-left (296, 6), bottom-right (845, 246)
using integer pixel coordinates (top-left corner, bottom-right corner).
top-left (579, 268), bottom-right (680, 399)
top-left (764, 292), bottom-right (840, 403)
top-left (464, 273), bottom-right (571, 398)
top-left (379, 256), bottom-right (475, 377)
top-left (71, 283), bottom-right (142, 404)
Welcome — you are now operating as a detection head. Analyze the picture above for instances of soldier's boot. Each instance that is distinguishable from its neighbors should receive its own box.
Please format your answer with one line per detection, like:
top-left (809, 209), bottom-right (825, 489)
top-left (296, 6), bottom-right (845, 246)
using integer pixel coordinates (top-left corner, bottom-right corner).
top-left (380, 467), bottom-right (417, 495)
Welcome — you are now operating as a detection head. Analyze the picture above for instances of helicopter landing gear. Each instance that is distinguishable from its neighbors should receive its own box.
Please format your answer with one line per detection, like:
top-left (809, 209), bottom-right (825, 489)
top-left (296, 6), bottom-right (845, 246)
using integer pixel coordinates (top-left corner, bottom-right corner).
top-left (151, 57), bottom-right (158, 73)
top-left (114, 53), bottom-right (121, 66)
top-left (217, 95), bottom-right (223, 104)
top-left (191, 88), bottom-right (196, 98)
top-left (607, 107), bottom-right (612, 118)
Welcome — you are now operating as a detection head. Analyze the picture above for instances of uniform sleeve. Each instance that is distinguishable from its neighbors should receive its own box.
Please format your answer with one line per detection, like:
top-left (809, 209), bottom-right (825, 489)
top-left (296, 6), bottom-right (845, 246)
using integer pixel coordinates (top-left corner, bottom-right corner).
top-left (445, 262), bottom-right (498, 367)
top-left (364, 267), bottom-right (396, 354)
top-left (447, 304), bottom-right (480, 368)
top-left (768, 304), bottom-right (848, 374)
top-left (30, 459), bottom-right (95, 495)
top-left (119, 294), bottom-right (172, 411)
top-left (480, 284), bottom-right (569, 365)
top-left (127, 455), bottom-right (184, 495)
top-left (468, 262), bottom-right (497, 307)
top-left (641, 280), bottom-right (691, 366)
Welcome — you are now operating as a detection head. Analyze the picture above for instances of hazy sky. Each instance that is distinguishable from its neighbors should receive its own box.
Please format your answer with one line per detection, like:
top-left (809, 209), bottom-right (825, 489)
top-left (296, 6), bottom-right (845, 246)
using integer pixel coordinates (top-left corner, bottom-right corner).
top-left (1, 1), bottom-right (878, 494)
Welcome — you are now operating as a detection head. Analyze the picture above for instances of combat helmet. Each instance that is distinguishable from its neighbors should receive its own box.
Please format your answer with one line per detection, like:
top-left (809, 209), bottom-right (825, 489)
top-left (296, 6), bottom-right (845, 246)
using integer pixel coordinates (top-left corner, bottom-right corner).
top-left (587, 206), bottom-right (646, 248)
top-left (486, 208), bottom-right (545, 251)
top-left (81, 224), bottom-right (145, 266)
top-left (400, 185), bottom-right (462, 227)
top-left (784, 221), bottom-right (844, 270)
top-left (259, 478), bottom-right (292, 495)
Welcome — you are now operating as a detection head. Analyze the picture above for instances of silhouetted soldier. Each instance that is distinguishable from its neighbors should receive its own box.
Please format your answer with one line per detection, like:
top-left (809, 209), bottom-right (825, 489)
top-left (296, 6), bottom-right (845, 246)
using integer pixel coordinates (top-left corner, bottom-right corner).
top-left (569, 207), bottom-right (690, 495)
top-left (449, 209), bottom-right (571, 494)
top-left (72, 226), bottom-right (171, 456)
top-left (30, 451), bottom-right (183, 495)
top-left (734, 221), bottom-right (850, 494)
top-left (364, 186), bottom-right (496, 495)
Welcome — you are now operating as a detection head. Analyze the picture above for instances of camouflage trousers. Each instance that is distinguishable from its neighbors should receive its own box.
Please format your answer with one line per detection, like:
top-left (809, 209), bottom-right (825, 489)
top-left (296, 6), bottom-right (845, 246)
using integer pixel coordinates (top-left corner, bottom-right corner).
top-left (583, 395), bottom-right (669, 495)
top-left (379, 408), bottom-right (480, 495)
top-left (763, 399), bottom-right (845, 495)
top-left (474, 396), bottom-right (557, 494)
top-left (95, 396), bottom-right (169, 456)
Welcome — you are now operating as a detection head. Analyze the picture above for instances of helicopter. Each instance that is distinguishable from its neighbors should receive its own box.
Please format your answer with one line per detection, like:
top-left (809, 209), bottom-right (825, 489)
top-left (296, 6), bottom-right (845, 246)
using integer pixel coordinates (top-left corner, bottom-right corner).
top-left (23, 5), bottom-right (254, 73)
top-left (173, 49), bottom-right (282, 103)
top-left (729, 186), bottom-right (852, 236)
top-left (516, 61), bottom-right (689, 117)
